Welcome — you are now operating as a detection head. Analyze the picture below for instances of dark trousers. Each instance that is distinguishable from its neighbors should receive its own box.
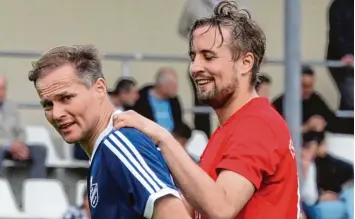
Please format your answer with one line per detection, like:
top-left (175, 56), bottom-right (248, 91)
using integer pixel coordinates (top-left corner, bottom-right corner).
top-left (328, 67), bottom-right (354, 110)
top-left (0, 144), bottom-right (47, 178)
top-left (189, 73), bottom-right (211, 138)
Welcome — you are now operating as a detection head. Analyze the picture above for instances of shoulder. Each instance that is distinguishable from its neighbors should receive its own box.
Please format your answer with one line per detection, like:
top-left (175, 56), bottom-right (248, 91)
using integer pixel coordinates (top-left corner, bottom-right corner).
top-left (109, 128), bottom-right (155, 146)
top-left (100, 127), bottom-right (158, 159)
top-left (139, 85), bottom-right (153, 96)
top-left (227, 113), bottom-right (290, 152)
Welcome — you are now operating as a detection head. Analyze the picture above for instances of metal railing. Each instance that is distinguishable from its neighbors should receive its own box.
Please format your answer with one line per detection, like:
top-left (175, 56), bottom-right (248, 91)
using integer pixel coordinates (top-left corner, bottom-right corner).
top-left (1, 49), bottom-right (352, 118)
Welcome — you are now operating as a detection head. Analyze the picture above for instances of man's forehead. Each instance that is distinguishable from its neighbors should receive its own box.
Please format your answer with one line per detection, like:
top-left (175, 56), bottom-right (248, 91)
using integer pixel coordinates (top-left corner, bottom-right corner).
top-left (190, 25), bottom-right (231, 51)
top-left (36, 65), bottom-right (80, 89)
top-left (36, 77), bottom-right (82, 99)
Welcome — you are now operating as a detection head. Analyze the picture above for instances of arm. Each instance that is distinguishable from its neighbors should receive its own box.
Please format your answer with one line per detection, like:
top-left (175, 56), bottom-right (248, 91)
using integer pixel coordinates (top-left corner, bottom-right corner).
top-left (313, 93), bottom-right (337, 132)
top-left (157, 118), bottom-right (276, 219)
top-left (12, 106), bottom-right (27, 143)
top-left (301, 162), bottom-right (318, 206)
top-left (102, 128), bottom-right (191, 219)
top-left (0, 103), bottom-right (26, 148)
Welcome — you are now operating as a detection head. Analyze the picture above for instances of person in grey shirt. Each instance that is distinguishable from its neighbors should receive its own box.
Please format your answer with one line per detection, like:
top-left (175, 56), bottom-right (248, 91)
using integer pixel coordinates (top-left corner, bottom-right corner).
top-left (0, 75), bottom-right (47, 178)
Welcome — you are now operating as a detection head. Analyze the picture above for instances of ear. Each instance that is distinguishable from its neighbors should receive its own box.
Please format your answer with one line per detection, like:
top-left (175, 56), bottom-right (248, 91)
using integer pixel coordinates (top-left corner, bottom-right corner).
top-left (94, 78), bottom-right (107, 98)
top-left (240, 52), bottom-right (254, 75)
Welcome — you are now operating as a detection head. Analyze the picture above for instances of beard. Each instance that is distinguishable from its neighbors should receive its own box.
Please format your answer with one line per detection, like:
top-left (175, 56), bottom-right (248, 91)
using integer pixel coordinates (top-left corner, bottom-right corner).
top-left (196, 77), bottom-right (238, 109)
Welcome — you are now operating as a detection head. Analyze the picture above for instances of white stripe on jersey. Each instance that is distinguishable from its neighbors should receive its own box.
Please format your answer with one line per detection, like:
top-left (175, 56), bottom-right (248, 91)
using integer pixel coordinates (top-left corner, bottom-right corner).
top-left (115, 131), bottom-right (167, 189)
top-left (103, 139), bottom-right (155, 194)
top-left (108, 134), bottom-right (161, 192)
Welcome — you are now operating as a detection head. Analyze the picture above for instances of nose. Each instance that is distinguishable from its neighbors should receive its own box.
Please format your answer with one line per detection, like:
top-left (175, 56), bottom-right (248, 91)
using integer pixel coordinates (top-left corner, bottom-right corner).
top-left (52, 103), bottom-right (66, 122)
top-left (189, 60), bottom-right (204, 79)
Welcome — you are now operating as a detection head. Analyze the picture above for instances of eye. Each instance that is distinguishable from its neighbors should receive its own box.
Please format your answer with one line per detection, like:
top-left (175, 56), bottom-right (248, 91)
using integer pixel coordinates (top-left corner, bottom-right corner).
top-left (204, 55), bottom-right (215, 61)
top-left (61, 95), bottom-right (75, 103)
top-left (42, 103), bottom-right (53, 112)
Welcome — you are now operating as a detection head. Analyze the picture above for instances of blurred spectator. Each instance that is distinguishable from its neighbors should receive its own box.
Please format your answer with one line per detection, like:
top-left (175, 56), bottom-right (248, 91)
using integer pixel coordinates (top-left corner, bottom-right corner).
top-left (326, 0), bottom-right (354, 110)
top-left (0, 76), bottom-right (47, 178)
top-left (108, 77), bottom-right (139, 111)
top-left (255, 74), bottom-right (271, 99)
top-left (133, 67), bottom-right (183, 132)
top-left (172, 122), bottom-right (192, 149)
top-left (313, 132), bottom-right (354, 219)
top-left (171, 123), bottom-right (199, 163)
top-left (272, 66), bottom-right (344, 138)
top-left (62, 188), bottom-right (90, 219)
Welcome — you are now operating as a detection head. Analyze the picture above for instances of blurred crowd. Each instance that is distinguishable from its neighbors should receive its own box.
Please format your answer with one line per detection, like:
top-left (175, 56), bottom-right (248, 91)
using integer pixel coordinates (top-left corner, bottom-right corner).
top-left (0, 0), bottom-right (353, 219)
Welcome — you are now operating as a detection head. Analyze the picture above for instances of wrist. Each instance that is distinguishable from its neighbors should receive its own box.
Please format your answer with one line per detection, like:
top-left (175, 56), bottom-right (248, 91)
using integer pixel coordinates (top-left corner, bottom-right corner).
top-left (302, 124), bottom-right (310, 133)
top-left (157, 130), bottom-right (175, 148)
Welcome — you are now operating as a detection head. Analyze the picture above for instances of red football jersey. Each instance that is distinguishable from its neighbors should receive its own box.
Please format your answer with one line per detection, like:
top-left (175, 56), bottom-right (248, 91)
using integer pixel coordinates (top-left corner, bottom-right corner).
top-left (196, 98), bottom-right (300, 219)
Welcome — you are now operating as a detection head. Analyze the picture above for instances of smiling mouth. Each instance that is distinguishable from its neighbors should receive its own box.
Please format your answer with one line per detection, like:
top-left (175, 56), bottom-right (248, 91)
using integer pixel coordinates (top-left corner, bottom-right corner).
top-left (58, 122), bottom-right (75, 131)
top-left (195, 79), bottom-right (213, 86)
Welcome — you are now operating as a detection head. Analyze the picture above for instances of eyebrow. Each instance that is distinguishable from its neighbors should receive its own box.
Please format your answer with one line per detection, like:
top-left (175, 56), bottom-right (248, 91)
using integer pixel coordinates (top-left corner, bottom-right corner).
top-left (40, 91), bottom-right (72, 106)
top-left (189, 49), bottom-right (216, 56)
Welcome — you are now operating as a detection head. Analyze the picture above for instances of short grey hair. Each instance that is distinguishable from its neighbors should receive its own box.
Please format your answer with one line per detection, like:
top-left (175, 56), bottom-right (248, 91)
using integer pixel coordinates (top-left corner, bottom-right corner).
top-left (155, 67), bottom-right (177, 84)
top-left (28, 44), bottom-right (104, 87)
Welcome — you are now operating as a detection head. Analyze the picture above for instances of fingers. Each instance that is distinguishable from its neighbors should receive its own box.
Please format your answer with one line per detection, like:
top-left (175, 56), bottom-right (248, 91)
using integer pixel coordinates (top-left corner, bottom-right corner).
top-left (113, 121), bottom-right (128, 129)
top-left (18, 145), bottom-right (29, 160)
top-left (113, 110), bottom-right (140, 129)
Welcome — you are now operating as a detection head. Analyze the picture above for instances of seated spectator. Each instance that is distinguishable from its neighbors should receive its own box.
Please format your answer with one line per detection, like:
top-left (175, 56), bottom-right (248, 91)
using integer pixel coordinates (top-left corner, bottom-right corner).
top-left (133, 67), bottom-right (183, 132)
top-left (172, 123), bottom-right (200, 163)
top-left (0, 76), bottom-right (47, 178)
top-left (312, 132), bottom-right (353, 219)
top-left (108, 77), bottom-right (139, 111)
top-left (272, 65), bottom-right (351, 138)
top-left (255, 74), bottom-right (271, 99)
top-left (62, 188), bottom-right (90, 219)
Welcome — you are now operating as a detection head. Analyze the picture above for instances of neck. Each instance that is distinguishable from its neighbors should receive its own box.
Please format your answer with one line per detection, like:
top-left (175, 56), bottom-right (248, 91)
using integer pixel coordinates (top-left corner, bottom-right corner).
top-left (215, 88), bottom-right (258, 125)
top-left (80, 100), bottom-right (115, 157)
top-left (152, 86), bottom-right (166, 99)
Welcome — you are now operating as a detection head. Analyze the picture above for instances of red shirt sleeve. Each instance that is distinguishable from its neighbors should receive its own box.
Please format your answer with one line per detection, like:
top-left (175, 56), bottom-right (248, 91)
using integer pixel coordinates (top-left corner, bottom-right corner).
top-left (216, 116), bottom-right (280, 190)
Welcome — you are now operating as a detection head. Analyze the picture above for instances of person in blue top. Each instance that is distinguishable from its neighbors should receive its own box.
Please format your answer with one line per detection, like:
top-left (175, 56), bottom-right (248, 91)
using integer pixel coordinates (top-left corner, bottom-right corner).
top-left (28, 44), bottom-right (191, 219)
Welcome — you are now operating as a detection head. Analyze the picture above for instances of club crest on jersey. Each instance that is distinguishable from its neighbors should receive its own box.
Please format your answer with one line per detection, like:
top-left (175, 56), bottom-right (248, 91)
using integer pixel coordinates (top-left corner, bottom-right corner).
top-left (90, 178), bottom-right (99, 208)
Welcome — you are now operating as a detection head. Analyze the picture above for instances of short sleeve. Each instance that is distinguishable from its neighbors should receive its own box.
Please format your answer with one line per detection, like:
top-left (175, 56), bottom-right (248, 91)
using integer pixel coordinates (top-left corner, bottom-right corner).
top-left (216, 117), bottom-right (280, 190)
top-left (102, 128), bottom-right (180, 219)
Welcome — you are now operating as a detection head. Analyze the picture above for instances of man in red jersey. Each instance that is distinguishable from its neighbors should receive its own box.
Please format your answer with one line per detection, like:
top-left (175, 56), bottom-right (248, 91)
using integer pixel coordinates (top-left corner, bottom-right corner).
top-left (112, 1), bottom-right (300, 218)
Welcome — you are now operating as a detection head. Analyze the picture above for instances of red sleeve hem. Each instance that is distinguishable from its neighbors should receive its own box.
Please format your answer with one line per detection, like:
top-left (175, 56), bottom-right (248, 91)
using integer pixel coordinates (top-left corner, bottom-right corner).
top-left (216, 160), bottom-right (262, 190)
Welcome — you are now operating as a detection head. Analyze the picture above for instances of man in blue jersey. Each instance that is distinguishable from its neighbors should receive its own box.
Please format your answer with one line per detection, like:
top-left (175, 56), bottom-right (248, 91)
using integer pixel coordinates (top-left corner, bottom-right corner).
top-left (27, 45), bottom-right (191, 219)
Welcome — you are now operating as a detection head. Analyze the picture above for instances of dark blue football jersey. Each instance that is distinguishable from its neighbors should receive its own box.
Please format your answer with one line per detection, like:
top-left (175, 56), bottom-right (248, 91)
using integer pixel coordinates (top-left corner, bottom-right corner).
top-left (88, 125), bottom-right (180, 219)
